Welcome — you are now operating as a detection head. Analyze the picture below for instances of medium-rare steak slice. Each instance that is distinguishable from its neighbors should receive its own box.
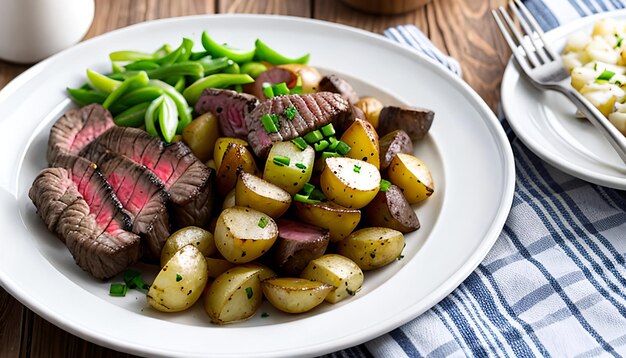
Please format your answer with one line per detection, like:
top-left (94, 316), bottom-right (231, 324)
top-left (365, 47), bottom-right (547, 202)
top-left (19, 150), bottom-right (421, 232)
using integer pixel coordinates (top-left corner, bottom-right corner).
top-left (194, 88), bottom-right (259, 139)
top-left (98, 153), bottom-right (171, 258)
top-left (29, 158), bottom-right (141, 279)
top-left (246, 92), bottom-right (351, 158)
top-left (80, 127), bottom-right (214, 228)
top-left (47, 104), bottom-right (115, 167)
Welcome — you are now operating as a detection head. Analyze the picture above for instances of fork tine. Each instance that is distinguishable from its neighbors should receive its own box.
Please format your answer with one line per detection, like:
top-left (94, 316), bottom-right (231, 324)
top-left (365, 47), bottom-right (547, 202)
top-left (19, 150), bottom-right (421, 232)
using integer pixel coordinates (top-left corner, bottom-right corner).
top-left (491, 8), bottom-right (532, 73)
top-left (496, 6), bottom-right (541, 68)
top-left (513, 0), bottom-right (559, 60)
top-left (508, 0), bottom-right (550, 64)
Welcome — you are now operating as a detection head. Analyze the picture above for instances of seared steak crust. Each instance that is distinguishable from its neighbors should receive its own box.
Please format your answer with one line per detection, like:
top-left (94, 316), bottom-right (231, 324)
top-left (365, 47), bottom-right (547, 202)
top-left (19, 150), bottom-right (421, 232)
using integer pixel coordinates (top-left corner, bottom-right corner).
top-left (194, 88), bottom-right (259, 139)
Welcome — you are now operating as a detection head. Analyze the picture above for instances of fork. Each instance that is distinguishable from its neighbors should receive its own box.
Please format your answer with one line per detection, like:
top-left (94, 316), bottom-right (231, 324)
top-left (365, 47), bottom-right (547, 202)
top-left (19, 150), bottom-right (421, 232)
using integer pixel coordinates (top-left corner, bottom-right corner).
top-left (492, 0), bottom-right (626, 165)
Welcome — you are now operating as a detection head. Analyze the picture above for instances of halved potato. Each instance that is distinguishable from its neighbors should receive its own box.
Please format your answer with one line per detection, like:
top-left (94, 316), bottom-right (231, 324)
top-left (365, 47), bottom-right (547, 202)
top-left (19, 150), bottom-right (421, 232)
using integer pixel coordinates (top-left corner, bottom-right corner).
top-left (216, 143), bottom-right (259, 193)
top-left (182, 112), bottom-right (220, 162)
top-left (340, 119), bottom-right (380, 169)
top-left (214, 206), bottom-right (278, 263)
top-left (222, 189), bottom-right (237, 210)
top-left (213, 137), bottom-right (249, 170)
top-left (263, 141), bottom-right (315, 195)
top-left (262, 277), bottom-right (333, 313)
top-left (354, 96), bottom-right (384, 129)
top-left (293, 201), bottom-right (361, 242)
top-left (277, 64), bottom-right (322, 93)
top-left (300, 254), bottom-right (364, 303)
top-left (337, 227), bottom-right (405, 270)
top-left (235, 172), bottom-right (292, 218)
top-left (320, 157), bottom-right (380, 209)
top-left (203, 264), bottom-right (266, 324)
top-left (387, 153), bottom-right (434, 204)
top-left (160, 226), bottom-right (216, 267)
top-left (147, 245), bottom-right (208, 312)
top-left (205, 257), bottom-right (236, 279)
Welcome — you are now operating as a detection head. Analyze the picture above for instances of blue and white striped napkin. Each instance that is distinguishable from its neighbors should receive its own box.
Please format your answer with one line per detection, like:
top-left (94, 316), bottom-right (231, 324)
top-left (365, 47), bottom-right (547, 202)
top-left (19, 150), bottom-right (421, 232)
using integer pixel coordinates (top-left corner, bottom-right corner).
top-left (329, 1), bottom-right (626, 357)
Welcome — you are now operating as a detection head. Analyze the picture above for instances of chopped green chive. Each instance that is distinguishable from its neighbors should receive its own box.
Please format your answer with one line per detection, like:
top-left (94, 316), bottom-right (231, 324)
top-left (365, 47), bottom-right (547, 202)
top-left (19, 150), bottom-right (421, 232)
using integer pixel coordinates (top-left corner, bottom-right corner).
top-left (309, 189), bottom-right (326, 201)
top-left (258, 216), bottom-right (268, 228)
top-left (291, 137), bottom-right (307, 150)
top-left (314, 139), bottom-right (330, 151)
top-left (109, 283), bottom-right (128, 297)
top-left (176, 273), bottom-right (183, 282)
top-left (284, 105), bottom-right (298, 120)
top-left (272, 82), bottom-right (290, 96)
top-left (295, 163), bottom-right (307, 170)
top-left (335, 141), bottom-right (352, 156)
top-left (616, 35), bottom-right (624, 48)
top-left (261, 113), bottom-right (278, 133)
top-left (294, 193), bottom-right (321, 204)
top-left (261, 312), bottom-right (270, 318)
top-left (380, 179), bottom-right (392, 192)
top-left (303, 130), bottom-right (323, 143)
top-left (321, 123), bottom-right (335, 137)
top-left (289, 76), bottom-right (303, 95)
top-left (301, 182), bottom-right (316, 196)
top-left (321, 151), bottom-right (340, 160)
top-left (246, 287), bottom-right (253, 299)
top-left (124, 269), bottom-right (149, 292)
top-left (597, 69), bottom-right (615, 82)
top-left (617, 80), bottom-right (623, 86)
top-left (262, 83), bottom-right (275, 98)
top-left (273, 155), bottom-right (291, 166)
top-left (353, 164), bottom-right (361, 173)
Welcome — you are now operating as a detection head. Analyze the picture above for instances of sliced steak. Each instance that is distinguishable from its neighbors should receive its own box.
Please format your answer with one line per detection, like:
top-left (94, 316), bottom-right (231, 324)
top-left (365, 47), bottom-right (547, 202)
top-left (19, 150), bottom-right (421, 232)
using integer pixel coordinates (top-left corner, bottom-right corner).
top-left (47, 104), bottom-right (115, 167)
top-left (246, 92), bottom-right (351, 158)
top-left (80, 127), bottom-right (214, 228)
top-left (194, 88), bottom-right (259, 139)
top-left (273, 219), bottom-right (330, 275)
top-left (29, 158), bottom-right (141, 279)
top-left (377, 106), bottom-right (434, 141)
top-left (318, 74), bottom-right (359, 105)
top-left (98, 153), bottom-right (171, 258)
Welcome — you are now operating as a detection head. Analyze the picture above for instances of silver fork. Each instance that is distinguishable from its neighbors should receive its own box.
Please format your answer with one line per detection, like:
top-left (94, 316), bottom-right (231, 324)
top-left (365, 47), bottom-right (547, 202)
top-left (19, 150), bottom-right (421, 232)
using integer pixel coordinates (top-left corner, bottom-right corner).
top-left (492, 0), bottom-right (626, 165)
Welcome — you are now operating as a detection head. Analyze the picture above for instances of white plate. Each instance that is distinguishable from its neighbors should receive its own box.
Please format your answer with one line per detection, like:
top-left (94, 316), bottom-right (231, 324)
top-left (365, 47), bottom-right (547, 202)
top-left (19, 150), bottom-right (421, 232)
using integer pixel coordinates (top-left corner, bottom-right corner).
top-left (502, 10), bottom-right (626, 190)
top-left (0, 15), bottom-right (514, 357)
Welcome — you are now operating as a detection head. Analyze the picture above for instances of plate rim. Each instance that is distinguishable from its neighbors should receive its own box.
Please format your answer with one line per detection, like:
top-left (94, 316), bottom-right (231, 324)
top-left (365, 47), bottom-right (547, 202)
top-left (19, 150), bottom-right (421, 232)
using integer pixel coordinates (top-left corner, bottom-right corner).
top-left (501, 9), bottom-right (626, 190)
top-left (0, 13), bottom-right (516, 357)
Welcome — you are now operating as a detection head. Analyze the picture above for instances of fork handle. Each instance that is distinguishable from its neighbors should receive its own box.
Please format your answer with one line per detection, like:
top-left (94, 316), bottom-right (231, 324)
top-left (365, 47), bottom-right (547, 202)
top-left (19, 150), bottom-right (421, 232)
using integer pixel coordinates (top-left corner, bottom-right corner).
top-left (556, 85), bottom-right (626, 165)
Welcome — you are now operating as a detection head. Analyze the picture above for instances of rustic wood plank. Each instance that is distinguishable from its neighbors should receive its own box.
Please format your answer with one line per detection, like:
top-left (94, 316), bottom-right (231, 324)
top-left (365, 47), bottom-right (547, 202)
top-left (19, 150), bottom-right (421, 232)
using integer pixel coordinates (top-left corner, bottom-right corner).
top-left (314, 0), bottom-right (510, 110)
top-left (219, 0), bottom-right (311, 16)
top-left (0, 288), bottom-right (25, 358)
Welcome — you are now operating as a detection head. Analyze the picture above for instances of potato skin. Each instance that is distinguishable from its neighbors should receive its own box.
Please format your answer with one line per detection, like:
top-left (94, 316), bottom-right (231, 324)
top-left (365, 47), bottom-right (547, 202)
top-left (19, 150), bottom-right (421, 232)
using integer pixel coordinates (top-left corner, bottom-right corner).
top-left (216, 143), bottom-right (259, 194)
top-left (182, 112), bottom-right (220, 162)
top-left (378, 130), bottom-right (413, 170)
top-left (365, 185), bottom-right (420, 233)
top-left (354, 96), bottom-right (384, 129)
top-left (294, 201), bottom-right (361, 242)
top-left (261, 277), bottom-right (333, 313)
top-left (300, 254), bottom-right (364, 303)
top-left (160, 226), bottom-right (216, 267)
top-left (387, 153), bottom-right (434, 204)
top-left (340, 119), bottom-right (380, 169)
top-left (337, 227), bottom-right (405, 270)
top-left (213, 137), bottom-right (249, 170)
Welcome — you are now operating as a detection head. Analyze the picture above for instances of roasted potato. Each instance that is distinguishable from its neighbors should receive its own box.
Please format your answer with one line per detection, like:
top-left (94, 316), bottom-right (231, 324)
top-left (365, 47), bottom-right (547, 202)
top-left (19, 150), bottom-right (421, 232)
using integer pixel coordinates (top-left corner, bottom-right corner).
top-left (337, 227), bottom-right (405, 270)
top-left (214, 206), bottom-right (278, 263)
top-left (273, 219), bottom-right (330, 275)
top-left (378, 130), bottom-right (413, 170)
top-left (160, 226), bottom-right (216, 267)
top-left (320, 157), bottom-right (380, 209)
top-left (365, 185), bottom-right (420, 233)
top-left (354, 96), bottom-right (384, 129)
top-left (294, 201), bottom-right (361, 242)
top-left (377, 106), bottom-right (434, 142)
top-left (213, 137), bottom-right (249, 170)
top-left (235, 172), bottom-right (292, 218)
top-left (216, 143), bottom-right (260, 193)
top-left (300, 254), bottom-right (364, 303)
top-left (387, 153), bottom-right (434, 204)
top-left (222, 189), bottom-right (237, 210)
top-left (147, 245), bottom-right (208, 312)
top-left (203, 264), bottom-right (267, 324)
top-left (262, 277), bottom-right (333, 313)
top-left (205, 257), bottom-right (236, 280)
top-left (340, 119), bottom-right (380, 169)
top-left (263, 141), bottom-right (315, 195)
top-left (182, 112), bottom-right (220, 162)
top-left (277, 64), bottom-right (322, 93)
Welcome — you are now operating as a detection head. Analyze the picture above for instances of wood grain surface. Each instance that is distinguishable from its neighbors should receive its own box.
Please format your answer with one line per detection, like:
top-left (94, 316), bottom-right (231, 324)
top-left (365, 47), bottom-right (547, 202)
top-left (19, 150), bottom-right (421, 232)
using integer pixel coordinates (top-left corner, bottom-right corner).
top-left (0, 0), bottom-right (509, 356)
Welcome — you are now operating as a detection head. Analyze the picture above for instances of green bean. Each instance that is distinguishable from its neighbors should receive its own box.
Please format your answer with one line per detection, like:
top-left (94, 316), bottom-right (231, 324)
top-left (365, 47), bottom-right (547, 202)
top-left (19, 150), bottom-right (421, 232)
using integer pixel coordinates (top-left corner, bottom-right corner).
top-left (201, 32), bottom-right (254, 64)
top-left (125, 60), bottom-right (160, 71)
top-left (199, 56), bottom-right (231, 75)
top-left (109, 51), bottom-right (155, 62)
top-left (241, 62), bottom-right (268, 79)
top-left (107, 73), bottom-right (126, 81)
top-left (115, 86), bottom-right (164, 108)
top-left (159, 94), bottom-right (179, 142)
top-left (165, 76), bottom-right (186, 93)
top-left (102, 71), bottom-right (149, 109)
top-left (223, 61), bottom-right (240, 74)
top-left (189, 51), bottom-right (210, 61)
top-left (67, 88), bottom-right (107, 106)
top-left (148, 79), bottom-right (192, 133)
top-left (182, 73), bottom-right (254, 104)
top-left (112, 62), bottom-right (125, 74)
top-left (146, 62), bottom-right (204, 79)
top-left (154, 44), bottom-right (172, 58)
top-left (156, 38), bottom-right (193, 65)
top-left (114, 102), bottom-right (150, 127)
top-left (177, 38), bottom-right (194, 63)
top-left (86, 69), bottom-right (122, 93)
top-left (254, 39), bottom-right (309, 65)
top-left (145, 95), bottom-right (165, 137)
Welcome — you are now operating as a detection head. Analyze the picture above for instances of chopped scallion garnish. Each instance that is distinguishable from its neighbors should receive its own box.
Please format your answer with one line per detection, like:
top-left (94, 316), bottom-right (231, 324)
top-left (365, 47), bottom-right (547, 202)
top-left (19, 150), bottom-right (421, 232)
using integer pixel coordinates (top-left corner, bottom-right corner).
top-left (109, 283), bottom-right (128, 297)
top-left (353, 164), bottom-right (361, 173)
top-left (301, 182), bottom-right (315, 196)
top-left (303, 130), bottom-right (323, 143)
top-left (309, 189), bottom-right (326, 201)
top-left (246, 287), bottom-right (254, 299)
top-left (597, 69), bottom-right (615, 81)
top-left (176, 273), bottom-right (183, 282)
top-left (284, 105), bottom-right (298, 120)
top-left (258, 216), bottom-right (268, 228)
top-left (273, 155), bottom-right (291, 166)
top-left (294, 193), bottom-right (321, 204)
top-left (261, 113), bottom-right (279, 133)
top-left (321, 151), bottom-right (340, 160)
top-left (617, 36), bottom-right (624, 48)
top-left (263, 83), bottom-right (275, 98)
top-left (380, 179), bottom-right (392, 192)
top-left (321, 123), bottom-right (335, 137)
top-left (295, 163), bottom-right (307, 170)
top-left (291, 137), bottom-right (307, 150)
top-left (124, 269), bottom-right (149, 292)
top-left (314, 139), bottom-right (330, 151)
top-left (335, 141), bottom-right (351, 156)
top-left (272, 82), bottom-right (290, 96)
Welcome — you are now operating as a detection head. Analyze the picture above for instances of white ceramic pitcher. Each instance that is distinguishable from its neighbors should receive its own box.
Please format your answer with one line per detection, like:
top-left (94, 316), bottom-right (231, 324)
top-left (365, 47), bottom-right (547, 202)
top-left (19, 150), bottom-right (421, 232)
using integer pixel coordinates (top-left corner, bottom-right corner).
top-left (0, 0), bottom-right (95, 63)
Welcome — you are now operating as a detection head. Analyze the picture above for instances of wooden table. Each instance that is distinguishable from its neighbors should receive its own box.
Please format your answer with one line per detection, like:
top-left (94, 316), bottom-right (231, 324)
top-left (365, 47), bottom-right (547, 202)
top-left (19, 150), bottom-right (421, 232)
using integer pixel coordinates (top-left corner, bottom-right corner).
top-left (0, 0), bottom-right (510, 356)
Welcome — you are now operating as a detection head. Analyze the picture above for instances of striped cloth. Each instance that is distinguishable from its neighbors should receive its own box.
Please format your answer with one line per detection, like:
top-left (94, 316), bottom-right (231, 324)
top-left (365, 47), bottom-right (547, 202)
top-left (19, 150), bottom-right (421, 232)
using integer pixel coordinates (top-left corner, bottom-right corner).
top-left (328, 1), bottom-right (626, 357)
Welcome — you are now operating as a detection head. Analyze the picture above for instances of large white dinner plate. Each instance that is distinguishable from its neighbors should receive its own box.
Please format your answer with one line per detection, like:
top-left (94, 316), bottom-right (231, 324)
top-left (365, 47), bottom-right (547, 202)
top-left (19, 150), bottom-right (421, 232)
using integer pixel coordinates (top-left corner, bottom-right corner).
top-left (0, 15), bottom-right (514, 357)
top-left (502, 10), bottom-right (626, 190)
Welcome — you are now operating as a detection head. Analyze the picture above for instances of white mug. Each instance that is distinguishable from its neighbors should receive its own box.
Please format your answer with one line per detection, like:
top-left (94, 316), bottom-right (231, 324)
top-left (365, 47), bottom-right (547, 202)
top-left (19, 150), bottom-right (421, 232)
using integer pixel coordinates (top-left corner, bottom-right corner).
top-left (0, 0), bottom-right (95, 63)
